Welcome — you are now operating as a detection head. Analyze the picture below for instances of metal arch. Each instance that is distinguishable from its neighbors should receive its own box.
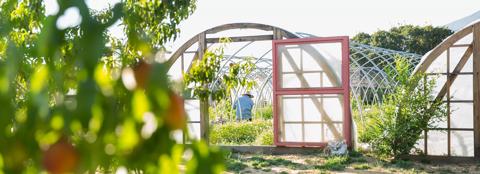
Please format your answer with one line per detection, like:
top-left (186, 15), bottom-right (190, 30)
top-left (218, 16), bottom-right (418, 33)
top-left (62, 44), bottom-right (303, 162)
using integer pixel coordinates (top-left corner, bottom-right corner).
top-left (168, 22), bottom-right (424, 124)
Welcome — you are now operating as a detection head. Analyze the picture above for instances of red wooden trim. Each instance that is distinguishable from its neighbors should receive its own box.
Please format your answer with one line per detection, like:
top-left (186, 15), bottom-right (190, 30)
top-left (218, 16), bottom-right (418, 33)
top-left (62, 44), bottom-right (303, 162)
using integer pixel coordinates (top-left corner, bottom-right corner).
top-left (272, 37), bottom-right (351, 148)
top-left (275, 142), bottom-right (328, 148)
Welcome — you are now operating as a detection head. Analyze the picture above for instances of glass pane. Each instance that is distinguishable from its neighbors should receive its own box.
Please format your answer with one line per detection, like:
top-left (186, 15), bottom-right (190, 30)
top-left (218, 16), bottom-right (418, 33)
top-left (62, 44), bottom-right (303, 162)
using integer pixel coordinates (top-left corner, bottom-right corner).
top-left (187, 123), bottom-right (201, 140)
top-left (304, 124), bottom-right (322, 142)
top-left (278, 94), bottom-right (344, 143)
top-left (426, 51), bottom-right (447, 73)
top-left (450, 75), bottom-right (473, 101)
top-left (450, 103), bottom-right (473, 129)
top-left (429, 102), bottom-right (447, 128)
top-left (282, 96), bottom-right (302, 121)
top-left (323, 95), bottom-right (344, 122)
top-left (451, 131), bottom-right (474, 157)
top-left (185, 99), bottom-right (200, 122)
top-left (303, 96), bottom-right (322, 121)
top-left (167, 58), bottom-right (182, 80)
top-left (449, 47), bottom-right (472, 73)
top-left (324, 123), bottom-right (343, 142)
top-left (427, 130), bottom-right (448, 156)
top-left (283, 124), bottom-right (302, 142)
top-left (427, 75), bottom-right (447, 100)
top-left (278, 42), bottom-right (342, 88)
top-left (454, 33), bottom-right (472, 45)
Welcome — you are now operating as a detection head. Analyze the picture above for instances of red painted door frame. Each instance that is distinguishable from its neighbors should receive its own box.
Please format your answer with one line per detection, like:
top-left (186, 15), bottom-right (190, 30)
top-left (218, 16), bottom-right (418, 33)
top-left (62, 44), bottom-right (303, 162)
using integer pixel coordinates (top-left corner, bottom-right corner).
top-left (272, 36), bottom-right (351, 147)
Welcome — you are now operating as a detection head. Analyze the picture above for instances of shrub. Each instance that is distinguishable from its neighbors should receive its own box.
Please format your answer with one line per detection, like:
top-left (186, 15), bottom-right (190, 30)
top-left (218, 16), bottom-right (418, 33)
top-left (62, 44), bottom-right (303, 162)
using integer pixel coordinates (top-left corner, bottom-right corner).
top-left (315, 156), bottom-right (350, 171)
top-left (254, 105), bottom-right (273, 120)
top-left (209, 99), bottom-right (236, 121)
top-left (210, 120), bottom-right (272, 145)
top-left (358, 56), bottom-right (446, 158)
top-left (255, 130), bottom-right (274, 145)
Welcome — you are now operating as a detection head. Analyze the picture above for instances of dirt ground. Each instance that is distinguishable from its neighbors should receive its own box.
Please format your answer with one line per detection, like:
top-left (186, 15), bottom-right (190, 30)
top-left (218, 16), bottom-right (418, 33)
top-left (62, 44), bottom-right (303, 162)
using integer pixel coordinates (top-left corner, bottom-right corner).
top-left (224, 152), bottom-right (480, 174)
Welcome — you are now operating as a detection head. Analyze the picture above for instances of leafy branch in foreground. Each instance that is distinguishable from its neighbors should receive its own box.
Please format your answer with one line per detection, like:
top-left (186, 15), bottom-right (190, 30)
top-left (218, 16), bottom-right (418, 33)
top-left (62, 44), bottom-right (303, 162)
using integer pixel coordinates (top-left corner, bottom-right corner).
top-left (0, 0), bottom-right (225, 173)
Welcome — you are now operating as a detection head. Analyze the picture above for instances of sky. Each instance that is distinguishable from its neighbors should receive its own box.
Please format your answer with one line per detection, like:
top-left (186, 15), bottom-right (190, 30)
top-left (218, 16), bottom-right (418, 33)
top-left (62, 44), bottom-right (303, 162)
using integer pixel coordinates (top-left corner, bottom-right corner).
top-left (45, 0), bottom-right (480, 51)
top-left (168, 0), bottom-right (480, 50)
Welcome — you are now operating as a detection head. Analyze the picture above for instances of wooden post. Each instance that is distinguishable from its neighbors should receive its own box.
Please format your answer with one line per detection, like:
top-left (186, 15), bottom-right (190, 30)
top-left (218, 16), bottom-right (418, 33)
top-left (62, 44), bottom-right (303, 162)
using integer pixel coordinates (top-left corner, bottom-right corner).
top-left (197, 32), bottom-right (210, 144)
top-left (473, 24), bottom-right (480, 158)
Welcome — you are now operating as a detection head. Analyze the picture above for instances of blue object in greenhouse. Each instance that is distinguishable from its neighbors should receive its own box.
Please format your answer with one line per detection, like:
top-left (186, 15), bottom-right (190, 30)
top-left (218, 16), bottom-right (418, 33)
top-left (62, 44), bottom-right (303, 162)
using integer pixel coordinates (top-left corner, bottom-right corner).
top-left (233, 93), bottom-right (254, 120)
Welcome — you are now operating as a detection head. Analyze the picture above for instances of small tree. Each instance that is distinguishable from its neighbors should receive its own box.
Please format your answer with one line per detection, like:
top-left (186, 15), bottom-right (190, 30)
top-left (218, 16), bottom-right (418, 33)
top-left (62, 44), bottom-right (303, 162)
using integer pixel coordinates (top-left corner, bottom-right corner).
top-left (358, 56), bottom-right (446, 159)
top-left (183, 38), bottom-right (255, 138)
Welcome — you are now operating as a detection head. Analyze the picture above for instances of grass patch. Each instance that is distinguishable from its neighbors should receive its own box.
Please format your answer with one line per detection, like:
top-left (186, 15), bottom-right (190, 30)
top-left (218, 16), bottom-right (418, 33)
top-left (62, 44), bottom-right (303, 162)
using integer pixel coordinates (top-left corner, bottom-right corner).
top-left (352, 163), bottom-right (371, 170)
top-left (249, 156), bottom-right (307, 170)
top-left (315, 156), bottom-right (350, 171)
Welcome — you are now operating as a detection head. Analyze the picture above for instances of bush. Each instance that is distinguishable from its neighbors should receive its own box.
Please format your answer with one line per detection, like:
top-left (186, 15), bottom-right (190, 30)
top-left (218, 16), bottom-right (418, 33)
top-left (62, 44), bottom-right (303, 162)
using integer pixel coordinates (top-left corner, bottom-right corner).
top-left (255, 130), bottom-right (274, 145)
top-left (209, 99), bottom-right (236, 121)
top-left (210, 120), bottom-right (272, 145)
top-left (357, 57), bottom-right (446, 158)
top-left (254, 105), bottom-right (273, 120)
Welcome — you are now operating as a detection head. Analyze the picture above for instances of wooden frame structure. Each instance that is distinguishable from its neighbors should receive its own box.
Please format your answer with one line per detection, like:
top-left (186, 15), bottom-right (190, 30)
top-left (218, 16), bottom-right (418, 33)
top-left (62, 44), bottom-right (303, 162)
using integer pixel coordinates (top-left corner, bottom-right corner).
top-left (167, 22), bottom-right (476, 160)
top-left (413, 21), bottom-right (480, 159)
top-left (272, 37), bottom-right (351, 147)
top-left (166, 23), bottom-right (299, 142)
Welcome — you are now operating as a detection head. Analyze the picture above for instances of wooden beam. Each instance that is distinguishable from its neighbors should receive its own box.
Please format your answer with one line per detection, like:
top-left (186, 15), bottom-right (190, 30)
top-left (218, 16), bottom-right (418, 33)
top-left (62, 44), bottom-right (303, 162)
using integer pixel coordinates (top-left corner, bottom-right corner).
top-left (414, 25), bottom-right (473, 74)
top-left (435, 45), bottom-right (473, 100)
top-left (166, 33), bottom-right (200, 70)
top-left (206, 35), bottom-right (274, 43)
top-left (205, 23), bottom-right (273, 34)
top-left (197, 32), bottom-right (210, 144)
top-left (473, 23), bottom-right (480, 158)
top-left (273, 28), bottom-right (282, 40)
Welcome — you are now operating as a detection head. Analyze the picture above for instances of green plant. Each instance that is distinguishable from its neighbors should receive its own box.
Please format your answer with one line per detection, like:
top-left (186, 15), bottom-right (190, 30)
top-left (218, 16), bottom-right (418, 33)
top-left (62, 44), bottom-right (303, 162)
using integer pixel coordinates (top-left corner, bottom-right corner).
top-left (224, 152), bottom-right (247, 173)
top-left (352, 164), bottom-right (371, 170)
top-left (209, 99), bottom-right (235, 121)
top-left (255, 130), bottom-right (274, 145)
top-left (254, 105), bottom-right (273, 120)
top-left (249, 156), bottom-right (306, 170)
top-left (0, 0), bottom-right (226, 173)
top-left (210, 120), bottom-right (271, 145)
top-left (315, 156), bottom-right (350, 171)
top-left (358, 56), bottom-right (446, 158)
top-left (183, 38), bottom-right (256, 102)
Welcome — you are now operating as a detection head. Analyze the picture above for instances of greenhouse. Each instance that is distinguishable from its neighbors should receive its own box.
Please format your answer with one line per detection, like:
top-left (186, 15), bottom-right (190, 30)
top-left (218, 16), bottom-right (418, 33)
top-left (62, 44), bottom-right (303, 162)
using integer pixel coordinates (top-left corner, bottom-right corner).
top-left (167, 22), bottom-right (480, 159)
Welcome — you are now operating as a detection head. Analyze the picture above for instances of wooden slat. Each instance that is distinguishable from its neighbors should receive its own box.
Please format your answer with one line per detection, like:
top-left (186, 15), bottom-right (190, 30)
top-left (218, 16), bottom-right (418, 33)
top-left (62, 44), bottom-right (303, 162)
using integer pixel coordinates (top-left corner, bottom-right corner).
top-left (205, 23), bottom-right (274, 34)
top-left (197, 32), bottom-right (210, 144)
top-left (472, 23), bottom-right (480, 158)
top-left (414, 25), bottom-right (473, 74)
top-left (451, 44), bottom-right (472, 47)
top-left (206, 35), bottom-right (273, 43)
top-left (165, 33), bottom-right (199, 70)
top-left (435, 46), bottom-right (473, 100)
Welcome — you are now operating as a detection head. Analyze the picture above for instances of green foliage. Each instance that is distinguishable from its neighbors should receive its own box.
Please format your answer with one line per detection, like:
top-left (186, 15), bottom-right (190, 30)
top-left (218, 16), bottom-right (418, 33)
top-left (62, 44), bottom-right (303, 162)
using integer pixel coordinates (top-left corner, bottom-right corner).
top-left (224, 152), bottom-right (247, 173)
top-left (352, 163), bottom-right (371, 170)
top-left (315, 156), bottom-right (350, 171)
top-left (352, 25), bottom-right (452, 55)
top-left (0, 0), bottom-right (225, 173)
top-left (358, 56), bottom-right (446, 158)
top-left (255, 130), bottom-right (274, 145)
top-left (209, 99), bottom-right (235, 121)
top-left (210, 120), bottom-right (272, 145)
top-left (254, 105), bottom-right (273, 120)
top-left (183, 38), bottom-right (256, 102)
top-left (249, 156), bottom-right (306, 170)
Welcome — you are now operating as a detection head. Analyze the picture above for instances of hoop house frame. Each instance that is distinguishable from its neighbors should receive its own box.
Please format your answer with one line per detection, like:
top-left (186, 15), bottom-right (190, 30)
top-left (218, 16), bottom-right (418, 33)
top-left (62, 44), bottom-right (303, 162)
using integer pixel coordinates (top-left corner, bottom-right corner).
top-left (272, 37), bottom-right (351, 147)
